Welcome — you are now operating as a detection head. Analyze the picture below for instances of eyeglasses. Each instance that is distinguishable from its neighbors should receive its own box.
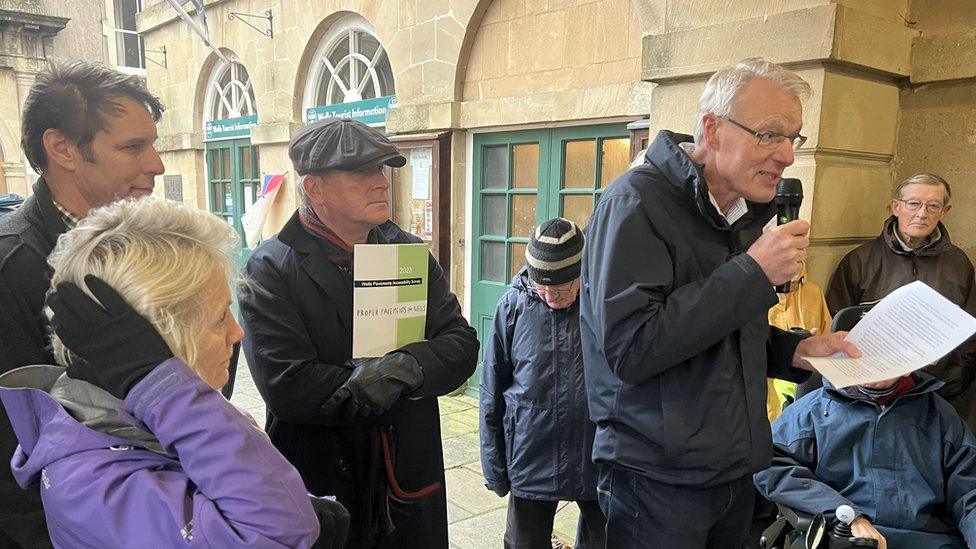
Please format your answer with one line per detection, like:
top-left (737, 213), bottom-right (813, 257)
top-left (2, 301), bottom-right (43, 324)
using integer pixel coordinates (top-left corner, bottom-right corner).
top-left (722, 116), bottom-right (807, 150)
top-left (894, 199), bottom-right (946, 214)
top-left (528, 280), bottom-right (578, 299)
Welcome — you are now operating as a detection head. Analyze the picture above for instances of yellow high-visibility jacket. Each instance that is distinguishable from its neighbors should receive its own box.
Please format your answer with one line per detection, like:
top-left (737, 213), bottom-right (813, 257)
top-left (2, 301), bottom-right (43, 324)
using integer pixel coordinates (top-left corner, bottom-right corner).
top-left (766, 267), bottom-right (832, 423)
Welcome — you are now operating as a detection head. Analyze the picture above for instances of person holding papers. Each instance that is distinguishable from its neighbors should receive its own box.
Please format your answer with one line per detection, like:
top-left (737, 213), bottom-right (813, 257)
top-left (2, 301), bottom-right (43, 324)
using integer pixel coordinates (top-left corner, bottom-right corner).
top-left (239, 117), bottom-right (478, 548)
top-left (754, 370), bottom-right (976, 549)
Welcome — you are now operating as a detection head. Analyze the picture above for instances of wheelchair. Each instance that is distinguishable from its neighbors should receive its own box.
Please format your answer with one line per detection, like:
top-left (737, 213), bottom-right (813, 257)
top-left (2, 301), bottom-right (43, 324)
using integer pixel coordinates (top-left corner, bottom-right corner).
top-left (760, 306), bottom-right (879, 549)
top-left (759, 504), bottom-right (878, 549)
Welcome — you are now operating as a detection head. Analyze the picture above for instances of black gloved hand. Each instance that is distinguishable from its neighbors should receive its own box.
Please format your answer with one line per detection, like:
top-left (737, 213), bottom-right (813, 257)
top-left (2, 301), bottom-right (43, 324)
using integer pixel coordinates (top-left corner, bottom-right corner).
top-left (309, 496), bottom-right (350, 549)
top-left (321, 352), bottom-right (424, 421)
top-left (48, 275), bottom-right (174, 400)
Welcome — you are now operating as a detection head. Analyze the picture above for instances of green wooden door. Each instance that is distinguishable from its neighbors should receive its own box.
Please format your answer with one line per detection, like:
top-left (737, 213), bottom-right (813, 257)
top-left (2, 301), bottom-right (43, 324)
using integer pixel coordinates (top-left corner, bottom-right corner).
top-left (467, 124), bottom-right (632, 395)
top-left (206, 139), bottom-right (260, 266)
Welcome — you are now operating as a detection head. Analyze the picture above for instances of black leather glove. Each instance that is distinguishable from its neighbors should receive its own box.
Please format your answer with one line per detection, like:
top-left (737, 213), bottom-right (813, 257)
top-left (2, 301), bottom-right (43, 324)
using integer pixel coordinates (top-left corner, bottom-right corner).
top-left (48, 275), bottom-right (174, 400)
top-left (321, 352), bottom-right (424, 421)
top-left (309, 496), bottom-right (350, 549)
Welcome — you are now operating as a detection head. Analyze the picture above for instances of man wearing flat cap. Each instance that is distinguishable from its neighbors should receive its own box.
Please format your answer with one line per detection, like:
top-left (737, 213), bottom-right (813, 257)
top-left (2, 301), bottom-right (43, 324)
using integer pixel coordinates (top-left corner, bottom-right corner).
top-left (239, 118), bottom-right (478, 548)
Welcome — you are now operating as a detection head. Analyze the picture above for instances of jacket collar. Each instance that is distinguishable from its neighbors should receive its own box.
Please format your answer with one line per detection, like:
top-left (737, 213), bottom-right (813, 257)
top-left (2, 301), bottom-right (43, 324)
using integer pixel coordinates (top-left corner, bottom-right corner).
top-left (277, 211), bottom-right (405, 335)
top-left (0, 178), bottom-right (68, 250)
top-left (644, 130), bottom-right (776, 232)
top-left (881, 215), bottom-right (953, 257)
top-left (49, 373), bottom-right (162, 453)
top-left (823, 372), bottom-right (944, 405)
top-left (0, 365), bottom-right (169, 487)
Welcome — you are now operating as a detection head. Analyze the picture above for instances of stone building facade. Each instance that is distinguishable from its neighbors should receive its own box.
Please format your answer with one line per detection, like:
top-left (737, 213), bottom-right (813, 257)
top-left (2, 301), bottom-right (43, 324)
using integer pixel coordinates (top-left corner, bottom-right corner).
top-left (135, 0), bottom-right (976, 391)
top-left (0, 0), bottom-right (110, 196)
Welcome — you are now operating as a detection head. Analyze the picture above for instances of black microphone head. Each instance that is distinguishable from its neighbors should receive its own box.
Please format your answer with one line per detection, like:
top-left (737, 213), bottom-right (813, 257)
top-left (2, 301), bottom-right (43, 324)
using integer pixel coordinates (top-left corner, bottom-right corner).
top-left (774, 178), bottom-right (803, 205)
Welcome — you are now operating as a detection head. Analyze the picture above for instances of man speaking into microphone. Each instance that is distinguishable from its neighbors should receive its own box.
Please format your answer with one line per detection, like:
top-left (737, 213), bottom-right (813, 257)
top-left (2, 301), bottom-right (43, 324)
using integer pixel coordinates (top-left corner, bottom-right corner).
top-left (580, 58), bottom-right (860, 548)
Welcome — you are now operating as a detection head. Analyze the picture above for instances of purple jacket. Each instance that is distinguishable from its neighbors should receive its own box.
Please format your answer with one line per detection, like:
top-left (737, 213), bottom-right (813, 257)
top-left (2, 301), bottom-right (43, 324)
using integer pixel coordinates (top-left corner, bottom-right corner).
top-left (0, 358), bottom-right (320, 548)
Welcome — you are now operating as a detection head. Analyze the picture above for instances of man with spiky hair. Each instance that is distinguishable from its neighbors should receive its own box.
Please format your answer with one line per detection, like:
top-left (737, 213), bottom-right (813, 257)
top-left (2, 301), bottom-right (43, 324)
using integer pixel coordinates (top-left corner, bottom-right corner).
top-left (0, 60), bottom-right (164, 547)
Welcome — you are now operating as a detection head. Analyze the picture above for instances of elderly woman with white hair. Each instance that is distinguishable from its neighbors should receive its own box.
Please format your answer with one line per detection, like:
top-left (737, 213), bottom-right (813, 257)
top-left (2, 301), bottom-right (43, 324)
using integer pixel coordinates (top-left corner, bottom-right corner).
top-left (0, 198), bottom-right (341, 548)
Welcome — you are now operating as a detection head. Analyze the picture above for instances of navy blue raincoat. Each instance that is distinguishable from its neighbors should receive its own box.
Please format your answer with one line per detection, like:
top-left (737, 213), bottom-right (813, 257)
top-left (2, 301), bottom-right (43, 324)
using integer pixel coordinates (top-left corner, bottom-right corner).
top-left (755, 374), bottom-right (976, 548)
top-left (479, 268), bottom-right (597, 501)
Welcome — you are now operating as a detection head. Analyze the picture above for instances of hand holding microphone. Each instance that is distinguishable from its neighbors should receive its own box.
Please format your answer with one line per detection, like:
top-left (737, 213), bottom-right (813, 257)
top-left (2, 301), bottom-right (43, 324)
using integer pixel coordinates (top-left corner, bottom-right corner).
top-left (747, 178), bottom-right (808, 287)
top-left (747, 218), bottom-right (809, 286)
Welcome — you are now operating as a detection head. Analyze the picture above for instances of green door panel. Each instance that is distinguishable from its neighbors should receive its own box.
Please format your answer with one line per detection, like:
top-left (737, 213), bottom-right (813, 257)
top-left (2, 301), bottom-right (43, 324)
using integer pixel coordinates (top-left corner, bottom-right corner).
top-left (467, 124), bottom-right (631, 395)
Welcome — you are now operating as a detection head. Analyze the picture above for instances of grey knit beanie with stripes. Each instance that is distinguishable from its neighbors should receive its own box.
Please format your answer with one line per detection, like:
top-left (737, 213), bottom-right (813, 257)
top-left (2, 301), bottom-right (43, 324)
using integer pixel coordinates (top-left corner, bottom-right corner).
top-left (524, 217), bottom-right (584, 285)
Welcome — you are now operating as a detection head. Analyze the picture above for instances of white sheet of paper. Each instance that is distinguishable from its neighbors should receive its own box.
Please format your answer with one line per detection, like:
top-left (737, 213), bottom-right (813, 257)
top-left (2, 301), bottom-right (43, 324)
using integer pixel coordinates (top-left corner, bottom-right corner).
top-left (806, 280), bottom-right (976, 388)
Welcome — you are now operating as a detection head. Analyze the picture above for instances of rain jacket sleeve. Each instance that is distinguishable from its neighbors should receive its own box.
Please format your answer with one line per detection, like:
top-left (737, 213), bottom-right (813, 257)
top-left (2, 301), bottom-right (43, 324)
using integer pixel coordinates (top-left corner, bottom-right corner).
top-left (942, 403), bottom-right (976, 548)
top-left (588, 193), bottom-right (789, 386)
top-left (479, 293), bottom-right (516, 495)
top-left (118, 358), bottom-right (320, 547)
top-left (395, 254), bottom-right (479, 398)
top-left (753, 402), bottom-right (863, 519)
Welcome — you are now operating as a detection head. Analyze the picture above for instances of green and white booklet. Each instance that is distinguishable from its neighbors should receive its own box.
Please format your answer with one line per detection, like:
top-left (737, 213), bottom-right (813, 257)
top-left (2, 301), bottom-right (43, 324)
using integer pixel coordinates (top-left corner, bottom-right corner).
top-left (352, 243), bottom-right (429, 358)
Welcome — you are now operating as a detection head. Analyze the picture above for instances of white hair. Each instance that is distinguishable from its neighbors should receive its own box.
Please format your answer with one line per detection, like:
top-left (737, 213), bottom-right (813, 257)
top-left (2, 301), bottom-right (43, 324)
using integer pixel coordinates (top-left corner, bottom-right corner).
top-left (894, 172), bottom-right (952, 205)
top-left (694, 58), bottom-right (812, 145)
top-left (47, 198), bottom-right (239, 371)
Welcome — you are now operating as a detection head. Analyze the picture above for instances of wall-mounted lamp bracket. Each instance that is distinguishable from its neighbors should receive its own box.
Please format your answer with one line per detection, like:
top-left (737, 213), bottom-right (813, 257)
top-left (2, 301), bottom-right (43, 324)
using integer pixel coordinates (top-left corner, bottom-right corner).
top-left (228, 10), bottom-right (273, 38)
top-left (144, 45), bottom-right (167, 69)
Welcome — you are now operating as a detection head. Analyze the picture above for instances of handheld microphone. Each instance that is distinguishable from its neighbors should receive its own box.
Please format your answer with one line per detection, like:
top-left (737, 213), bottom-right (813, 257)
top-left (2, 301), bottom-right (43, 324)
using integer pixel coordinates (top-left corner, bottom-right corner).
top-left (773, 178), bottom-right (803, 294)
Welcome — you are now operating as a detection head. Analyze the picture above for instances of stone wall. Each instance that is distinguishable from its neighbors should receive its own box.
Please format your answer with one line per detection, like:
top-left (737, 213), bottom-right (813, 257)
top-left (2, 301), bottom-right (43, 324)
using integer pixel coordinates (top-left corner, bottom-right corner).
top-left (45, 0), bottom-right (109, 64)
top-left (0, 1), bottom-right (106, 196)
top-left (894, 0), bottom-right (976, 263)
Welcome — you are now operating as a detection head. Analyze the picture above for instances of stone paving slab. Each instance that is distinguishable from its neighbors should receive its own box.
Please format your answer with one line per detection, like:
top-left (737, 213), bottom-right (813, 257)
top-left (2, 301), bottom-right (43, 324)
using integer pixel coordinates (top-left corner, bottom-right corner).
top-left (445, 466), bottom-right (508, 516)
top-left (448, 506), bottom-right (509, 548)
top-left (442, 432), bottom-right (482, 470)
top-left (440, 413), bottom-right (480, 439)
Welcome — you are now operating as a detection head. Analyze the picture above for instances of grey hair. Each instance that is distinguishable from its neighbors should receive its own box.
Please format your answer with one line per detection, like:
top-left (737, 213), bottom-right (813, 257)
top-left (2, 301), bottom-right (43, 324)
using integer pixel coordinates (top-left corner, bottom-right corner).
top-left (894, 172), bottom-right (952, 205)
top-left (47, 198), bottom-right (239, 371)
top-left (694, 58), bottom-right (812, 145)
top-left (296, 174), bottom-right (311, 207)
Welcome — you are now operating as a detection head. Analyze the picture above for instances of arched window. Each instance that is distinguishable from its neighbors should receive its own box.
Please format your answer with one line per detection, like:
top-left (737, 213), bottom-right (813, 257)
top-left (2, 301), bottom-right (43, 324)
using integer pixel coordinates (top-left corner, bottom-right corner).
top-left (201, 54), bottom-right (260, 252)
top-left (206, 60), bottom-right (256, 121)
top-left (304, 15), bottom-right (394, 110)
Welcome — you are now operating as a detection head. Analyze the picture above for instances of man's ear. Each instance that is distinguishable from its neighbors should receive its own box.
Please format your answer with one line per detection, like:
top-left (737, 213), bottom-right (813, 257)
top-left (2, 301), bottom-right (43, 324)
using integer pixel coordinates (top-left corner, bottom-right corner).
top-left (42, 128), bottom-right (81, 172)
top-left (701, 114), bottom-right (721, 150)
top-left (303, 173), bottom-right (324, 203)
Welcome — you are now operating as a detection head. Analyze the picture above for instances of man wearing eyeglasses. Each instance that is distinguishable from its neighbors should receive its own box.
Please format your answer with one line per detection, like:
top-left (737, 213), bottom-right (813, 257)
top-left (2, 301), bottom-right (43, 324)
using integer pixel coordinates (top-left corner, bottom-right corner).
top-left (826, 172), bottom-right (976, 427)
top-left (580, 58), bottom-right (862, 547)
top-left (480, 217), bottom-right (606, 549)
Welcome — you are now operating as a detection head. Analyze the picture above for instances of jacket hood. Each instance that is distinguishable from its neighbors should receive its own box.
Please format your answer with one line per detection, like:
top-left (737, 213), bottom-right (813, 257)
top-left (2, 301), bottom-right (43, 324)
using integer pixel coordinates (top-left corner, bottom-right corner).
top-left (881, 215), bottom-right (954, 257)
top-left (644, 131), bottom-right (776, 232)
top-left (510, 266), bottom-right (530, 292)
top-left (822, 371), bottom-right (944, 404)
top-left (0, 365), bottom-right (160, 488)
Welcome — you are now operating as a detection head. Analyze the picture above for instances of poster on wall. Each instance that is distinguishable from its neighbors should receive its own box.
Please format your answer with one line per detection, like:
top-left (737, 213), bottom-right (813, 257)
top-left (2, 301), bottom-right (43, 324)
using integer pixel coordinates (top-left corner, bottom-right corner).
top-left (410, 148), bottom-right (432, 199)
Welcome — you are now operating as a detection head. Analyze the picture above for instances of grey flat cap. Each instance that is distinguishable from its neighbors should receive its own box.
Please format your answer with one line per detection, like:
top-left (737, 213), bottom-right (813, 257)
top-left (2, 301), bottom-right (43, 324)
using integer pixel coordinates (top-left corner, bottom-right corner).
top-left (289, 117), bottom-right (406, 175)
